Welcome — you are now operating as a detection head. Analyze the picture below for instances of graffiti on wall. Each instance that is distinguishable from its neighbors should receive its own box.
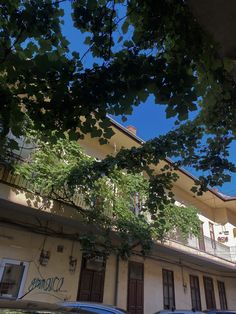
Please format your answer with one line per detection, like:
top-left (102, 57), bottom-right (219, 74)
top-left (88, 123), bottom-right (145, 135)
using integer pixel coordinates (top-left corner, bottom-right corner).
top-left (28, 276), bottom-right (65, 293)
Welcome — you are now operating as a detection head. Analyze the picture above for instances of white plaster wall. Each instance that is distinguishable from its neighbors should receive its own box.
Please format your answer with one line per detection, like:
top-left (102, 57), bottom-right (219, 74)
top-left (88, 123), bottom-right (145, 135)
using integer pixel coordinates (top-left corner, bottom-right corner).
top-left (1, 224), bottom-right (236, 313)
top-left (116, 255), bottom-right (236, 314)
top-left (198, 213), bottom-right (236, 250)
top-left (224, 276), bottom-right (236, 310)
top-left (0, 224), bottom-right (82, 303)
top-left (116, 259), bottom-right (128, 309)
top-left (143, 258), bottom-right (164, 314)
top-left (103, 255), bottom-right (116, 305)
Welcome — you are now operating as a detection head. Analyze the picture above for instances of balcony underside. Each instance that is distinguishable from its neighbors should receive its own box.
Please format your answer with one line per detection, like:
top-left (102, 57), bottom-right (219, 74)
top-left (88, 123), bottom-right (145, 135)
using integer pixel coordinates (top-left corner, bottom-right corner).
top-left (151, 239), bottom-right (236, 275)
top-left (188, 0), bottom-right (236, 59)
top-left (1, 190), bottom-right (236, 276)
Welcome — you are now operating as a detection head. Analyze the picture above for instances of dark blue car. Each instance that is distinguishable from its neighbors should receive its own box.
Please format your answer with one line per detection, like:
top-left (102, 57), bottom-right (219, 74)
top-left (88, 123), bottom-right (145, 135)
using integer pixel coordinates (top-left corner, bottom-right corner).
top-left (60, 302), bottom-right (127, 314)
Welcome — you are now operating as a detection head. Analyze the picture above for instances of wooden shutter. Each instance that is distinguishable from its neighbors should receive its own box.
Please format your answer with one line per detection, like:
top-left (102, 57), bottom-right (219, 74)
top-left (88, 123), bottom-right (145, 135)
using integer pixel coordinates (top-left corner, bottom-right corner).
top-left (203, 276), bottom-right (216, 309)
top-left (162, 269), bottom-right (175, 310)
top-left (218, 281), bottom-right (227, 310)
top-left (127, 261), bottom-right (144, 314)
top-left (190, 275), bottom-right (201, 310)
top-left (77, 257), bottom-right (105, 302)
top-left (198, 223), bottom-right (205, 251)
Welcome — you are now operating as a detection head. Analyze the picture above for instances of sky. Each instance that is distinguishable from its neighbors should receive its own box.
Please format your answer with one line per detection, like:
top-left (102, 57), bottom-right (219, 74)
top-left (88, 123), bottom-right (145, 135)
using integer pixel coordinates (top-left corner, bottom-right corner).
top-left (60, 1), bottom-right (236, 196)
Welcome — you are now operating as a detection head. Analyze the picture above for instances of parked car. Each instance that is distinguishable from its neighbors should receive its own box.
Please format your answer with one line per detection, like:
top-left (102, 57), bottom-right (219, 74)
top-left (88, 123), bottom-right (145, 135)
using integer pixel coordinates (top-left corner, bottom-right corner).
top-left (205, 311), bottom-right (236, 314)
top-left (0, 299), bottom-right (93, 314)
top-left (59, 301), bottom-right (127, 314)
top-left (155, 310), bottom-right (205, 314)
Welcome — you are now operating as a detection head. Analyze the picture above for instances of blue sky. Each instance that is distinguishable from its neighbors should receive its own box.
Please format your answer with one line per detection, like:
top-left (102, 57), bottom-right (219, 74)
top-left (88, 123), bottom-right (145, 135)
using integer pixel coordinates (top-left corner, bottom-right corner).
top-left (61, 1), bottom-right (236, 196)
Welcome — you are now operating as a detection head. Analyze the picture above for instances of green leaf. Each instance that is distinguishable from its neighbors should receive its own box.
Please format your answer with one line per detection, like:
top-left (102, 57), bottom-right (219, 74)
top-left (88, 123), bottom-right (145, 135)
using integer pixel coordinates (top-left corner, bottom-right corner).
top-left (121, 20), bottom-right (129, 34)
top-left (84, 36), bottom-right (91, 45)
top-left (87, 0), bottom-right (97, 10)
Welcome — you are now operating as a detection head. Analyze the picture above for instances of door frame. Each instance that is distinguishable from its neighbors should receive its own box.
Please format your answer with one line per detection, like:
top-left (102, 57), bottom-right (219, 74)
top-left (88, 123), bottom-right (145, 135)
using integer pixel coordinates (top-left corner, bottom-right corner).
top-left (203, 276), bottom-right (216, 309)
top-left (127, 261), bottom-right (144, 314)
top-left (77, 256), bottom-right (106, 302)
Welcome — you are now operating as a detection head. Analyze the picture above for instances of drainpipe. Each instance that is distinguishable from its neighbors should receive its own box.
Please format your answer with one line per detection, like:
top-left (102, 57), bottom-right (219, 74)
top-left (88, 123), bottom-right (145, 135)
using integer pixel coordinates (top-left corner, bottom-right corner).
top-left (114, 254), bottom-right (120, 306)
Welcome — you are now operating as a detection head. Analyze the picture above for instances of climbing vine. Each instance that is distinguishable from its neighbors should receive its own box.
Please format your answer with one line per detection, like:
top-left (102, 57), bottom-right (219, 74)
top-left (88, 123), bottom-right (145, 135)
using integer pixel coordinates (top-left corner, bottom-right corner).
top-left (17, 138), bottom-right (200, 258)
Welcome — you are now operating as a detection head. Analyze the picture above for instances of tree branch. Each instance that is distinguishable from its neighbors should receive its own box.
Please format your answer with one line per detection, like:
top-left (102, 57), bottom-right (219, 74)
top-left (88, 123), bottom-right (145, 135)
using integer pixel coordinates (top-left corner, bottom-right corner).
top-left (108, 0), bottom-right (116, 59)
top-left (0, 28), bottom-right (24, 64)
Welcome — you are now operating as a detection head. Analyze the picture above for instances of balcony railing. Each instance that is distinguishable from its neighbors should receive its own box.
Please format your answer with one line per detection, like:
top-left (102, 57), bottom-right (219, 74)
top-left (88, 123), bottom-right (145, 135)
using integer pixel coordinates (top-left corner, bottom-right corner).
top-left (169, 232), bottom-right (235, 263)
top-left (203, 236), bottom-right (232, 261)
top-left (0, 165), bottom-right (88, 209)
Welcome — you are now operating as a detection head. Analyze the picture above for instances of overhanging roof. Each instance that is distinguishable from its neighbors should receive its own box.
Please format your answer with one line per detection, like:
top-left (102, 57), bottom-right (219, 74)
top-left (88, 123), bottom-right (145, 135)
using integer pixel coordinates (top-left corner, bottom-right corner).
top-left (188, 0), bottom-right (236, 60)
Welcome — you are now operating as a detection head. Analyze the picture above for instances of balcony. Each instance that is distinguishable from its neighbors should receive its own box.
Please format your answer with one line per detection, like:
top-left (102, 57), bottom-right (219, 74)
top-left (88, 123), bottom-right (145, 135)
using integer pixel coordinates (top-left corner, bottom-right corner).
top-left (1, 163), bottom-right (236, 264)
top-left (0, 165), bottom-right (87, 210)
top-left (169, 233), bottom-right (236, 263)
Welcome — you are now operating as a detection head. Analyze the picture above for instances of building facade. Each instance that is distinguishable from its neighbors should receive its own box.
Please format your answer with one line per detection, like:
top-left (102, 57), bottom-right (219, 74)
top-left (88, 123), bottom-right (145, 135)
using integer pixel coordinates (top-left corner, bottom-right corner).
top-left (0, 120), bottom-right (236, 314)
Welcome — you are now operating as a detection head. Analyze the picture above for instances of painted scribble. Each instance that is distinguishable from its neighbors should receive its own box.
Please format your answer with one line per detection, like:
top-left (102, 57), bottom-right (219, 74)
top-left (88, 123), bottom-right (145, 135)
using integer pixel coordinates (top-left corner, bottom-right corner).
top-left (28, 276), bottom-right (64, 292)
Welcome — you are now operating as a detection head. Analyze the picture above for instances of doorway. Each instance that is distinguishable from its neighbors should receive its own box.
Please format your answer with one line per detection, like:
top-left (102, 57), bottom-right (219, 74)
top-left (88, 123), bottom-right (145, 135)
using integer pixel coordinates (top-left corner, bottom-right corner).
top-left (77, 256), bottom-right (106, 302)
top-left (127, 261), bottom-right (144, 314)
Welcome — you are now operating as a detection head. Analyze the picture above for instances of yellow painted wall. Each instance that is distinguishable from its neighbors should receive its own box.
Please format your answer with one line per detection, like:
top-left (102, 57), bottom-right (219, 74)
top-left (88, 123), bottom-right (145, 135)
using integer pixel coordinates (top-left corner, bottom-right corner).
top-left (1, 221), bottom-right (236, 312)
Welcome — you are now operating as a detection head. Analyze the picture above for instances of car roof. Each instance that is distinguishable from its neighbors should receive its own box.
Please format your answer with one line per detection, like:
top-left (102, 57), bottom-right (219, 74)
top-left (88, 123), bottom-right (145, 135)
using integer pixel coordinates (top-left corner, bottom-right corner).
top-left (61, 302), bottom-right (126, 313)
top-left (156, 311), bottom-right (205, 314)
top-left (0, 300), bottom-right (64, 310)
top-left (205, 312), bottom-right (236, 313)
top-left (0, 299), bottom-right (93, 314)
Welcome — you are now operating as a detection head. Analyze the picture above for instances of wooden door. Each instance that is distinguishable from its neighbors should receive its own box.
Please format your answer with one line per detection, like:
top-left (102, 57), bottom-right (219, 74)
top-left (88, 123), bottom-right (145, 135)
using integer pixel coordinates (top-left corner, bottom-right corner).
top-left (127, 261), bottom-right (144, 314)
top-left (190, 275), bottom-right (201, 311)
top-left (77, 258), bottom-right (105, 302)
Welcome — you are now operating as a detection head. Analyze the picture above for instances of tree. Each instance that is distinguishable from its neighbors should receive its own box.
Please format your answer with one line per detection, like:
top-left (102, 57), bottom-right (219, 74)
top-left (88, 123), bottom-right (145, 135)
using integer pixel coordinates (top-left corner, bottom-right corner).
top-left (1, 0), bottom-right (235, 254)
top-left (1, 0), bottom-right (235, 188)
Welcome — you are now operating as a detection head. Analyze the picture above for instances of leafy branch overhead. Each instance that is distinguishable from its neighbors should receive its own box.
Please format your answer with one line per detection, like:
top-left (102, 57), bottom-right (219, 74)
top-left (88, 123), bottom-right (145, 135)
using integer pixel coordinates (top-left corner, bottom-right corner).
top-left (1, 0), bottom-right (235, 189)
top-left (16, 139), bottom-right (200, 257)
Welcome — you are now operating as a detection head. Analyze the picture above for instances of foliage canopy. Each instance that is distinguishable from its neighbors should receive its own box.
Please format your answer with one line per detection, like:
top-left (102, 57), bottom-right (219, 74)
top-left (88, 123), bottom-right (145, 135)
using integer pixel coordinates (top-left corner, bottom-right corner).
top-left (1, 0), bottom-right (235, 191)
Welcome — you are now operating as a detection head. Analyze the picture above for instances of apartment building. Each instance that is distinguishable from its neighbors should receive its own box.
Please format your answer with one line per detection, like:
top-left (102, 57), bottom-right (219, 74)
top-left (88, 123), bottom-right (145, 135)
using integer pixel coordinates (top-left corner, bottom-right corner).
top-left (0, 119), bottom-right (236, 314)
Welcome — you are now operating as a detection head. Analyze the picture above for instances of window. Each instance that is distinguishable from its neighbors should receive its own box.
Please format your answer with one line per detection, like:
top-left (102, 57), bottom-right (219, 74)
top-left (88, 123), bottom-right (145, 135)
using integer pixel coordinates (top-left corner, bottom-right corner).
top-left (209, 222), bottom-right (216, 249)
top-left (0, 259), bottom-right (28, 299)
top-left (162, 269), bottom-right (175, 310)
top-left (218, 281), bottom-right (227, 310)
top-left (203, 276), bottom-right (216, 309)
top-left (189, 275), bottom-right (201, 310)
top-left (130, 192), bottom-right (142, 216)
top-left (198, 222), bottom-right (205, 251)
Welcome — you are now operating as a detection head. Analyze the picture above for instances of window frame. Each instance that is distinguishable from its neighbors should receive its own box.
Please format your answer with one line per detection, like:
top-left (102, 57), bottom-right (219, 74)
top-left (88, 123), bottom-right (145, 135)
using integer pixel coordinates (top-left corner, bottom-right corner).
top-left (0, 259), bottom-right (28, 299)
top-left (198, 222), bottom-right (205, 251)
top-left (189, 275), bottom-right (201, 311)
top-left (203, 276), bottom-right (216, 310)
top-left (217, 281), bottom-right (228, 310)
top-left (209, 222), bottom-right (216, 249)
top-left (162, 269), bottom-right (175, 310)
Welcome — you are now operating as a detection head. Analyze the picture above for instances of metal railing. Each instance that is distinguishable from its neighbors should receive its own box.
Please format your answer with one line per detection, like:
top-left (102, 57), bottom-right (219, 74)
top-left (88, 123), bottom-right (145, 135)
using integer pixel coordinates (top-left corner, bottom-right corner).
top-left (0, 165), bottom-right (88, 209)
top-left (169, 232), bottom-right (234, 262)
